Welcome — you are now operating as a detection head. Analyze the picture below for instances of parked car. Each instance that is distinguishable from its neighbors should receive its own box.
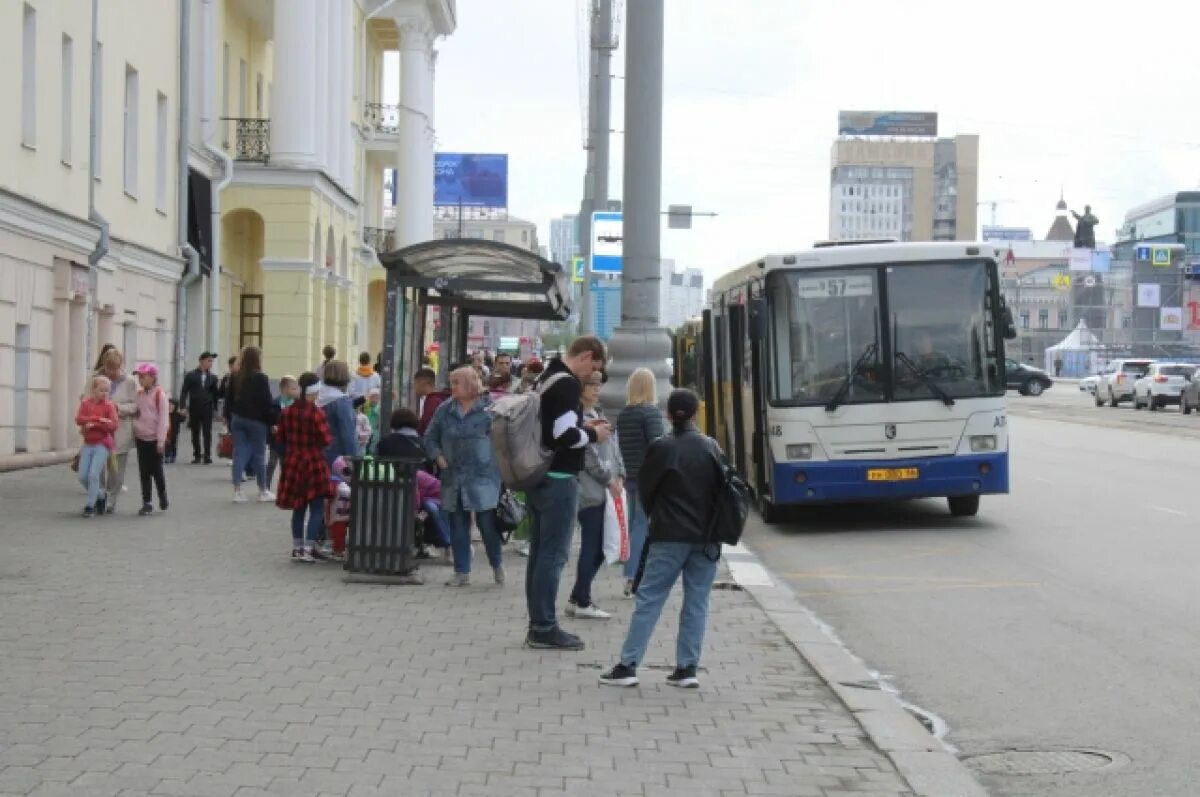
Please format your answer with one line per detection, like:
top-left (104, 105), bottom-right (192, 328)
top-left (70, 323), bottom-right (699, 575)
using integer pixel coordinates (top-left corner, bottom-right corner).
top-left (1005, 360), bottom-right (1054, 396)
top-left (1079, 374), bottom-right (1100, 394)
top-left (1178, 369), bottom-right (1200, 414)
top-left (1132, 363), bottom-right (1196, 410)
top-left (1095, 359), bottom-right (1154, 407)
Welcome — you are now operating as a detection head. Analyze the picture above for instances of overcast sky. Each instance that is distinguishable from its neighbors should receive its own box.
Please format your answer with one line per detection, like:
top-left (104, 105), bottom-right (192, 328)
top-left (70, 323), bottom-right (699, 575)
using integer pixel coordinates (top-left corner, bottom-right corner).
top-left (425, 0), bottom-right (1200, 285)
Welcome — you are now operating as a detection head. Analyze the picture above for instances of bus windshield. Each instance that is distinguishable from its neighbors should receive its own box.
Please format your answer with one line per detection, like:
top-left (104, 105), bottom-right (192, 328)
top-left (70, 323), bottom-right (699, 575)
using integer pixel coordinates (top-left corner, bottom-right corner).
top-left (768, 261), bottom-right (1003, 406)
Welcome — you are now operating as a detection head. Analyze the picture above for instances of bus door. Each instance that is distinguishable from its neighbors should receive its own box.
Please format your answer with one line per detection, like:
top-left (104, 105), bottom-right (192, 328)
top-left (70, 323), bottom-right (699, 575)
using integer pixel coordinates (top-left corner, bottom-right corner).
top-left (701, 310), bottom-right (716, 436)
top-left (747, 296), bottom-right (771, 498)
top-left (727, 303), bottom-right (749, 481)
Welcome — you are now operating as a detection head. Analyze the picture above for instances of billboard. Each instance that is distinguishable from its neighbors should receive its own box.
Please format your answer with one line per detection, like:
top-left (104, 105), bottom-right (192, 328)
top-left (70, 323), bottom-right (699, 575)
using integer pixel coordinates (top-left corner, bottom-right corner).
top-left (434, 153), bottom-right (508, 208)
top-left (981, 226), bottom-right (1032, 242)
top-left (838, 111), bottom-right (938, 137)
top-left (591, 211), bottom-right (623, 274)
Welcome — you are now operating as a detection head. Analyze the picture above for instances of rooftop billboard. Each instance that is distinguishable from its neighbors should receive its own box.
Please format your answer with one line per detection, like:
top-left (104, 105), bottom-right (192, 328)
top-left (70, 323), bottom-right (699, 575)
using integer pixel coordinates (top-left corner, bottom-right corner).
top-left (434, 153), bottom-right (508, 208)
top-left (838, 111), bottom-right (938, 137)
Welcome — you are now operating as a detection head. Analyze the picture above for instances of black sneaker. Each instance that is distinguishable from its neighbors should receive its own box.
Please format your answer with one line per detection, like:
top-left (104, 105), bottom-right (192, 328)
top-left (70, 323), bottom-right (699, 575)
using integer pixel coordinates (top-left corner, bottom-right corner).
top-left (137, 503), bottom-right (153, 516)
top-left (308, 546), bottom-right (330, 562)
top-left (666, 665), bottom-right (700, 689)
top-left (95, 493), bottom-right (107, 516)
top-left (203, 457), bottom-right (213, 465)
top-left (159, 497), bottom-right (169, 512)
top-left (599, 663), bottom-right (639, 687)
top-left (82, 506), bottom-right (95, 518)
top-left (192, 457), bottom-right (202, 464)
top-left (525, 628), bottom-right (585, 651)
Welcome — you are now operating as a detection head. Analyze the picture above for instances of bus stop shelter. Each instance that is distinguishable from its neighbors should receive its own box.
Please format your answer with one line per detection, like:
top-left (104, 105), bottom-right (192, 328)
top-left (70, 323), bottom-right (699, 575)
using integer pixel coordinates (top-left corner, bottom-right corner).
top-left (377, 239), bottom-right (572, 425)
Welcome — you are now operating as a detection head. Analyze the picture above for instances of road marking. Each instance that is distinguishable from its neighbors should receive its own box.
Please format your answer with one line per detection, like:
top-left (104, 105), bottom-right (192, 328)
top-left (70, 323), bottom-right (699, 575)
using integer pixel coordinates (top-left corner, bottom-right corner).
top-left (793, 581), bottom-right (1040, 598)
top-left (1151, 505), bottom-right (1186, 516)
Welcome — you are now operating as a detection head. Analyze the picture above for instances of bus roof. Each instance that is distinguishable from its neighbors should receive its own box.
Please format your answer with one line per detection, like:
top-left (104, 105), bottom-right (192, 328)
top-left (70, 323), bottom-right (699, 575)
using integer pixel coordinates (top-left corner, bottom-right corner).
top-left (712, 241), bottom-right (998, 295)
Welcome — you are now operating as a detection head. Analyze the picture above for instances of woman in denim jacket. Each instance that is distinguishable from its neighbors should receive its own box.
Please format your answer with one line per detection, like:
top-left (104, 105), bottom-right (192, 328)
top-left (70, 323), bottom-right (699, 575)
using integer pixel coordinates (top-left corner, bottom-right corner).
top-left (425, 366), bottom-right (505, 587)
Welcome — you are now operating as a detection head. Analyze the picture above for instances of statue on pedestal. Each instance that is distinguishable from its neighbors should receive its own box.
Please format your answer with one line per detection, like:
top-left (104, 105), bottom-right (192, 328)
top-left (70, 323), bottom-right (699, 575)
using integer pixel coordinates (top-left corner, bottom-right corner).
top-left (1071, 205), bottom-right (1098, 249)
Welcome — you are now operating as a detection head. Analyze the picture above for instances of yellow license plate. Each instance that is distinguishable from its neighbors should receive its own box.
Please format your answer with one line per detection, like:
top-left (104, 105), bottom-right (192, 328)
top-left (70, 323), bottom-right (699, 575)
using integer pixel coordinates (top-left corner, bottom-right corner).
top-left (866, 468), bottom-right (920, 482)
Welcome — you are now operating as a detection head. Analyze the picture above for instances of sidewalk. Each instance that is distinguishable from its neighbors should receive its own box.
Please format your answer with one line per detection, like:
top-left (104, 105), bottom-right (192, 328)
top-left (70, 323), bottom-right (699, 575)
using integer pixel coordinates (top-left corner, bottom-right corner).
top-left (1, 463), bottom-right (920, 797)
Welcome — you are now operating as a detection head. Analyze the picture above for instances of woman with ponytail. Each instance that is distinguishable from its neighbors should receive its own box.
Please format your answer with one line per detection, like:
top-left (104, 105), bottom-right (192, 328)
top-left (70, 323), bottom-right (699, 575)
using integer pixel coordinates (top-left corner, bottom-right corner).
top-left (599, 389), bottom-right (723, 690)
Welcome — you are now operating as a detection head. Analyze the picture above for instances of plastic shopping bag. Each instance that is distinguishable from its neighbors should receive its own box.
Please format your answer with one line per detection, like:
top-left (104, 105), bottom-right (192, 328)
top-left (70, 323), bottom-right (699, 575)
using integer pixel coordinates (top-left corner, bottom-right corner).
top-left (603, 487), bottom-right (630, 565)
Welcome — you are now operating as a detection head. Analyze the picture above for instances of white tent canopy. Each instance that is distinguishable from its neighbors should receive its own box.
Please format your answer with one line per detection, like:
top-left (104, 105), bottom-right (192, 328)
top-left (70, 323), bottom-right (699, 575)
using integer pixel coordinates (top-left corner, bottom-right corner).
top-left (1044, 320), bottom-right (1102, 376)
top-left (1047, 320), bottom-right (1101, 351)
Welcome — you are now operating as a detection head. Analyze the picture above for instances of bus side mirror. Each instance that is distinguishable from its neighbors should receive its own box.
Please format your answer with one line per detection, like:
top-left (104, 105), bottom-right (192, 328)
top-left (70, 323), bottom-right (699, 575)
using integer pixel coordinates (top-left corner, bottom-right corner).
top-left (748, 298), bottom-right (768, 342)
top-left (1000, 303), bottom-right (1018, 340)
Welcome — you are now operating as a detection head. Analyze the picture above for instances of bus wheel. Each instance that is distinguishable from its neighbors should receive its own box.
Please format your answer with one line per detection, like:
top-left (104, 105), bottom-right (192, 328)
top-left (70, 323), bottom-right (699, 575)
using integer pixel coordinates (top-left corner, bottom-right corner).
top-left (948, 495), bottom-right (980, 517)
top-left (758, 494), bottom-right (780, 524)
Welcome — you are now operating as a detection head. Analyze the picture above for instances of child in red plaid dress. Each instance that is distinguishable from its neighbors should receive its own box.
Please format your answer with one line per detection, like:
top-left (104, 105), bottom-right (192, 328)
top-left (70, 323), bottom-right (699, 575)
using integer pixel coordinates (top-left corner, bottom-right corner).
top-left (274, 372), bottom-right (333, 563)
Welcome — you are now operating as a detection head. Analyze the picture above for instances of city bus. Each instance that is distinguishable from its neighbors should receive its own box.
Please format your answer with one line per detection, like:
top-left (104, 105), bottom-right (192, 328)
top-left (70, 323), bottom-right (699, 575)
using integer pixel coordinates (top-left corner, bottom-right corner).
top-left (704, 241), bottom-right (1017, 521)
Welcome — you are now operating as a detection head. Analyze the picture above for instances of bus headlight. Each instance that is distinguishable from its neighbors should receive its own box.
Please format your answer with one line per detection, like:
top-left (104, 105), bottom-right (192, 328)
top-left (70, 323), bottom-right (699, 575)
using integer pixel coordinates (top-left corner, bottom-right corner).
top-left (786, 443), bottom-right (813, 460)
top-left (969, 435), bottom-right (997, 452)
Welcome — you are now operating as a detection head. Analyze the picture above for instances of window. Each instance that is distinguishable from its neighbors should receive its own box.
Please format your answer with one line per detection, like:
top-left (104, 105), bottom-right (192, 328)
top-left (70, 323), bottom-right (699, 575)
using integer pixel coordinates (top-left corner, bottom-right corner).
top-left (238, 58), bottom-right (247, 117)
top-left (255, 73), bottom-right (263, 117)
top-left (22, 4), bottom-right (36, 147)
top-left (492, 230), bottom-right (506, 242)
top-left (1019, 310), bottom-right (1030, 329)
top-left (61, 34), bottom-right (73, 163)
top-left (14, 324), bottom-right (31, 453)
top-left (123, 318), bottom-right (138, 364)
top-left (155, 92), bottom-right (168, 211)
top-left (1058, 309), bottom-right (1068, 328)
top-left (123, 65), bottom-right (139, 196)
top-left (1038, 309), bottom-right (1049, 329)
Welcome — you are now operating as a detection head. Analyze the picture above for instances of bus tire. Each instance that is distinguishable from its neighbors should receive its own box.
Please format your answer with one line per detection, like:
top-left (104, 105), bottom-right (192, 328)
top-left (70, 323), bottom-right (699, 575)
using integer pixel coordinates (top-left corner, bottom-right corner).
top-left (948, 495), bottom-right (980, 517)
top-left (757, 494), bottom-right (780, 524)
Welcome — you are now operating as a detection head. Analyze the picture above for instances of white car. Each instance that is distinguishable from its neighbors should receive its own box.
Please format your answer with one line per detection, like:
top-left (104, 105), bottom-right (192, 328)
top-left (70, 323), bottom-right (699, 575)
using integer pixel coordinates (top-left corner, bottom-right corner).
top-left (1079, 375), bottom-right (1100, 394)
top-left (1132, 363), bottom-right (1197, 411)
top-left (1095, 359), bottom-right (1154, 406)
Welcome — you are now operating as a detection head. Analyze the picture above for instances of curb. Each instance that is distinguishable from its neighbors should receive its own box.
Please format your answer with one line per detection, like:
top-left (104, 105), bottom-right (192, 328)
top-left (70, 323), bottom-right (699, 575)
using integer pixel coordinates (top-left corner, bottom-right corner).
top-left (723, 543), bottom-right (987, 797)
top-left (0, 450), bottom-right (76, 473)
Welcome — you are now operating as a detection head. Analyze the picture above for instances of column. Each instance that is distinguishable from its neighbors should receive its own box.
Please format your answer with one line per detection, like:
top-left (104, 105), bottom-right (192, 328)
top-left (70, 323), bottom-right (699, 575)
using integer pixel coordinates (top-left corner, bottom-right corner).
top-left (422, 49), bottom-right (438, 242)
top-left (601, 0), bottom-right (672, 411)
top-left (394, 22), bottom-right (432, 248)
top-left (339, 0), bottom-right (355, 187)
top-left (325, 0), bottom-right (341, 179)
top-left (270, 0), bottom-right (318, 165)
top-left (313, 0), bottom-right (330, 173)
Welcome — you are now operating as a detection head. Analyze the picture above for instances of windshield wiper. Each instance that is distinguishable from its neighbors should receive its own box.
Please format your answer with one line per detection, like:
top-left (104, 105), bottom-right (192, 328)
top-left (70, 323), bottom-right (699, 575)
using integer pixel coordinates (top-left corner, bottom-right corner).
top-left (895, 351), bottom-right (955, 407)
top-left (825, 342), bottom-right (878, 412)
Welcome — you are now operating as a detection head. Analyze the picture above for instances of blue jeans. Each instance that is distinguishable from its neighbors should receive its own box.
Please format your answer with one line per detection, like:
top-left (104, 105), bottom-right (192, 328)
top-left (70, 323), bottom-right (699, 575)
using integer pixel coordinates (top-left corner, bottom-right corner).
top-left (291, 497), bottom-right (326, 545)
top-left (623, 480), bottom-right (649, 581)
top-left (618, 542), bottom-right (719, 670)
top-left (78, 443), bottom-right (109, 508)
top-left (569, 504), bottom-right (606, 608)
top-left (448, 508), bottom-right (503, 575)
top-left (525, 476), bottom-right (579, 632)
top-left (421, 499), bottom-right (452, 547)
top-left (230, 415), bottom-right (268, 490)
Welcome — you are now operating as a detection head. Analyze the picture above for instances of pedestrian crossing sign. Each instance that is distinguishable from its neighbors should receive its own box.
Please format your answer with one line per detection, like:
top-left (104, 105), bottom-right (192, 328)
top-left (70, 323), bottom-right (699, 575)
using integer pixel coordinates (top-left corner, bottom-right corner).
top-left (1152, 247), bottom-right (1171, 267)
top-left (571, 256), bottom-right (584, 283)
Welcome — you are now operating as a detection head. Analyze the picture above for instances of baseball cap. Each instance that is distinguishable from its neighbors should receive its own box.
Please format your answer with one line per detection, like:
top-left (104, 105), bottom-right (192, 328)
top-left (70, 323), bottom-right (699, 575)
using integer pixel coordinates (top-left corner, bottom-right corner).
top-left (134, 362), bottom-right (159, 377)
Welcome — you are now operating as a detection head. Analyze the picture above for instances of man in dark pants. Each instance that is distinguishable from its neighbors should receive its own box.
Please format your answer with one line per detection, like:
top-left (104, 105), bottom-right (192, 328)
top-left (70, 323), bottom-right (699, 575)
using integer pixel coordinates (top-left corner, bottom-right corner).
top-left (524, 335), bottom-right (610, 651)
top-left (179, 351), bottom-right (219, 463)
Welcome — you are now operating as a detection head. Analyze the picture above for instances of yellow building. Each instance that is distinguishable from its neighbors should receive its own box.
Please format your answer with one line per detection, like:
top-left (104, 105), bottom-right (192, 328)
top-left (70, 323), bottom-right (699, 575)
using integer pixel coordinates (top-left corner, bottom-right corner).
top-left (0, 1), bottom-right (183, 463)
top-left (189, 0), bottom-right (456, 380)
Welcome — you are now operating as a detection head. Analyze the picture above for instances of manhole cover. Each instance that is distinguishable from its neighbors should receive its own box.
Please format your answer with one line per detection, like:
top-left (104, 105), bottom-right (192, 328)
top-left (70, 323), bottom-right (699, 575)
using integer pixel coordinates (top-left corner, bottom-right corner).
top-left (963, 750), bottom-right (1117, 775)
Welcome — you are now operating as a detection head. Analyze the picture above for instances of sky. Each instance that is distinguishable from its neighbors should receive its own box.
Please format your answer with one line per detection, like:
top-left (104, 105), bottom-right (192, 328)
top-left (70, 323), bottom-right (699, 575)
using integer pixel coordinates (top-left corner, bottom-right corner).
top-left (421, 0), bottom-right (1200, 286)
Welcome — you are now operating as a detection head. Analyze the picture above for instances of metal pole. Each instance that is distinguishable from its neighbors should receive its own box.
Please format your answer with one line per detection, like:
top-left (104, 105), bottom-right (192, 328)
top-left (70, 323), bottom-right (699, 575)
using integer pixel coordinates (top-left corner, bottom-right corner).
top-left (601, 0), bottom-right (671, 411)
top-left (578, 0), bottom-right (613, 336)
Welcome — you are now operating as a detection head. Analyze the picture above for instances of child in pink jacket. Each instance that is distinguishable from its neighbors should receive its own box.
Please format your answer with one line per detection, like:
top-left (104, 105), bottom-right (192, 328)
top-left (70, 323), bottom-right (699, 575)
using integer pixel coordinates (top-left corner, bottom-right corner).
top-left (133, 363), bottom-right (170, 515)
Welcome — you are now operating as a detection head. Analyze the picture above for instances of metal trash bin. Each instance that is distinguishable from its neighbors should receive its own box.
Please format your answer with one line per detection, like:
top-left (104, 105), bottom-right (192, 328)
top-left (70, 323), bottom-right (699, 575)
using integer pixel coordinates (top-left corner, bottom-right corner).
top-left (343, 455), bottom-right (425, 585)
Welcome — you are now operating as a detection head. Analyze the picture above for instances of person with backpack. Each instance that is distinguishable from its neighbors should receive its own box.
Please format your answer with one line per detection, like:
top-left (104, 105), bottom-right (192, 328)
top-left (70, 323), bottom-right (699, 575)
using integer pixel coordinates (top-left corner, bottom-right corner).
top-left (131, 363), bottom-right (170, 516)
top-left (501, 336), bottom-right (609, 651)
top-left (600, 389), bottom-right (722, 689)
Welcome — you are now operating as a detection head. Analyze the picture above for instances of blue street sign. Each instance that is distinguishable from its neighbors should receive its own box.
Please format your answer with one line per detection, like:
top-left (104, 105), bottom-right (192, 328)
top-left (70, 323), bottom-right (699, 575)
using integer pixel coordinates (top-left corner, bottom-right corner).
top-left (591, 211), bottom-right (623, 274)
top-left (1136, 246), bottom-right (1151, 262)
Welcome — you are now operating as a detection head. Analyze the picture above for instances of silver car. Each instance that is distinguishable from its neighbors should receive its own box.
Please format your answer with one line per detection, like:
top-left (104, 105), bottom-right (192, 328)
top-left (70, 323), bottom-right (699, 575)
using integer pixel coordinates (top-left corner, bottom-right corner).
top-left (1095, 359), bottom-right (1154, 407)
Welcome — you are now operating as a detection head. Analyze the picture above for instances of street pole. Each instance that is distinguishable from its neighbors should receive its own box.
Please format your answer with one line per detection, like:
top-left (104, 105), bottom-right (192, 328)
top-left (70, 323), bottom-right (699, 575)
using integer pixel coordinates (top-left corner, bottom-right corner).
top-left (600, 0), bottom-right (672, 411)
top-left (578, 0), bottom-right (613, 336)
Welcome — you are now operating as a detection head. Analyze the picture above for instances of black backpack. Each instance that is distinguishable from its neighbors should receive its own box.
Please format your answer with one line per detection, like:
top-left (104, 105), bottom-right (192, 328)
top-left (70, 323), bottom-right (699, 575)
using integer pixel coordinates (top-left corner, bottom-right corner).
top-left (707, 446), bottom-right (751, 548)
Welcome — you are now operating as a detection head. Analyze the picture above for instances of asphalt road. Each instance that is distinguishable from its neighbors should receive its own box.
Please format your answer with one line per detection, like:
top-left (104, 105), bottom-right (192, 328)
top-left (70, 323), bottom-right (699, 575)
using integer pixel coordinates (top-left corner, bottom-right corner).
top-left (742, 391), bottom-right (1200, 796)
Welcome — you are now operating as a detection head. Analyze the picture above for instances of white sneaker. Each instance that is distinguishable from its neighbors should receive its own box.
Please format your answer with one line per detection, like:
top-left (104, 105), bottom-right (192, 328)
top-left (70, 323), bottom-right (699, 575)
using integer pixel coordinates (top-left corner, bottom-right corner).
top-left (572, 604), bottom-right (611, 620)
top-left (514, 541), bottom-right (530, 557)
top-left (233, 490), bottom-right (248, 503)
top-left (258, 490), bottom-right (276, 502)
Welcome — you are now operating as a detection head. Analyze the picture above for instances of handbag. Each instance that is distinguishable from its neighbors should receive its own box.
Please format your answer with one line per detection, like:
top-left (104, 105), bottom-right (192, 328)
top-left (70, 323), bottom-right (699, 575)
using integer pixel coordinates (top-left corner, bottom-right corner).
top-left (217, 432), bottom-right (234, 459)
top-left (70, 451), bottom-right (80, 472)
top-left (602, 487), bottom-right (629, 565)
top-left (496, 488), bottom-right (526, 534)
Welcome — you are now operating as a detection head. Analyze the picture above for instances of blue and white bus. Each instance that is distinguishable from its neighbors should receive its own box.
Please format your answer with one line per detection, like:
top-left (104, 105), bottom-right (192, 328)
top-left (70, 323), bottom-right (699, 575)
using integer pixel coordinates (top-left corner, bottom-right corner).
top-left (704, 241), bottom-right (1017, 521)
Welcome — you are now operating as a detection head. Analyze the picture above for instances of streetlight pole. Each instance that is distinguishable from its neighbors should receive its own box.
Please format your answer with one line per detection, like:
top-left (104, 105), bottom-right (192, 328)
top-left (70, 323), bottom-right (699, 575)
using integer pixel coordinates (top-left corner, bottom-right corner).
top-left (600, 0), bottom-right (672, 411)
top-left (578, 0), bottom-right (613, 336)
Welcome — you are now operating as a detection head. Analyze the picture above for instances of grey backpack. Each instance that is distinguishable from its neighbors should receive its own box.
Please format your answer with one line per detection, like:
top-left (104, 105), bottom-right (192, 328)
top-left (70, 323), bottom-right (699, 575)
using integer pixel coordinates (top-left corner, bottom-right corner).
top-left (488, 372), bottom-right (569, 489)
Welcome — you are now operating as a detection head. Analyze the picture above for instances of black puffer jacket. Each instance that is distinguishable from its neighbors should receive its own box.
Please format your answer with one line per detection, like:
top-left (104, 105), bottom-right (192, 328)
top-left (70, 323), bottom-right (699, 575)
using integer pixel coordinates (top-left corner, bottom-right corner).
top-left (638, 422), bottom-right (721, 544)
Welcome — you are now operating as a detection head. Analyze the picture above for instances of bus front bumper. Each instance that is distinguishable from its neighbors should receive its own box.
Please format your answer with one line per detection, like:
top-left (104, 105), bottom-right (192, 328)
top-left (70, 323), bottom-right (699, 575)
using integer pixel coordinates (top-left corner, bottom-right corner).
top-left (771, 453), bottom-right (1009, 505)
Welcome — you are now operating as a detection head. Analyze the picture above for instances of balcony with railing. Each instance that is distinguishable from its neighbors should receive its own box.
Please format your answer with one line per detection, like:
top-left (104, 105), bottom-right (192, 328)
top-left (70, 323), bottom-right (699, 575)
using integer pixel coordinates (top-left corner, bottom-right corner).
top-left (364, 104), bottom-right (400, 136)
top-left (226, 118), bottom-right (271, 164)
top-left (363, 226), bottom-right (395, 253)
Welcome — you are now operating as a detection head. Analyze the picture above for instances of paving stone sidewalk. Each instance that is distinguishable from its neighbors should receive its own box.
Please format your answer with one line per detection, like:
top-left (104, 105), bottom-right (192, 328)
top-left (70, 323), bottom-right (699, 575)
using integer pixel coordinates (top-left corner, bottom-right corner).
top-left (0, 463), bottom-right (915, 797)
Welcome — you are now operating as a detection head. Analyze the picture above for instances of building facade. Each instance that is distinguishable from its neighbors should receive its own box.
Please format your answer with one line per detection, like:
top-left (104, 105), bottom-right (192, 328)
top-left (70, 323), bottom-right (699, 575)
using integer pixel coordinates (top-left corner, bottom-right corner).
top-left (549, 213), bottom-right (578, 266)
top-left (659, 263), bottom-right (704, 331)
top-left (829, 135), bottom-right (979, 242)
top-left (0, 1), bottom-right (184, 460)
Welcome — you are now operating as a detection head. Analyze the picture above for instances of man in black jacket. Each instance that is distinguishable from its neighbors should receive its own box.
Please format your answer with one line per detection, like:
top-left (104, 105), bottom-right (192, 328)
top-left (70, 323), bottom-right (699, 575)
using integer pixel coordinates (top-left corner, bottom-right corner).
top-left (600, 389), bottom-right (721, 689)
top-left (179, 351), bottom-right (219, 463)
top-left (524, 336), bottom-right (610, 651)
